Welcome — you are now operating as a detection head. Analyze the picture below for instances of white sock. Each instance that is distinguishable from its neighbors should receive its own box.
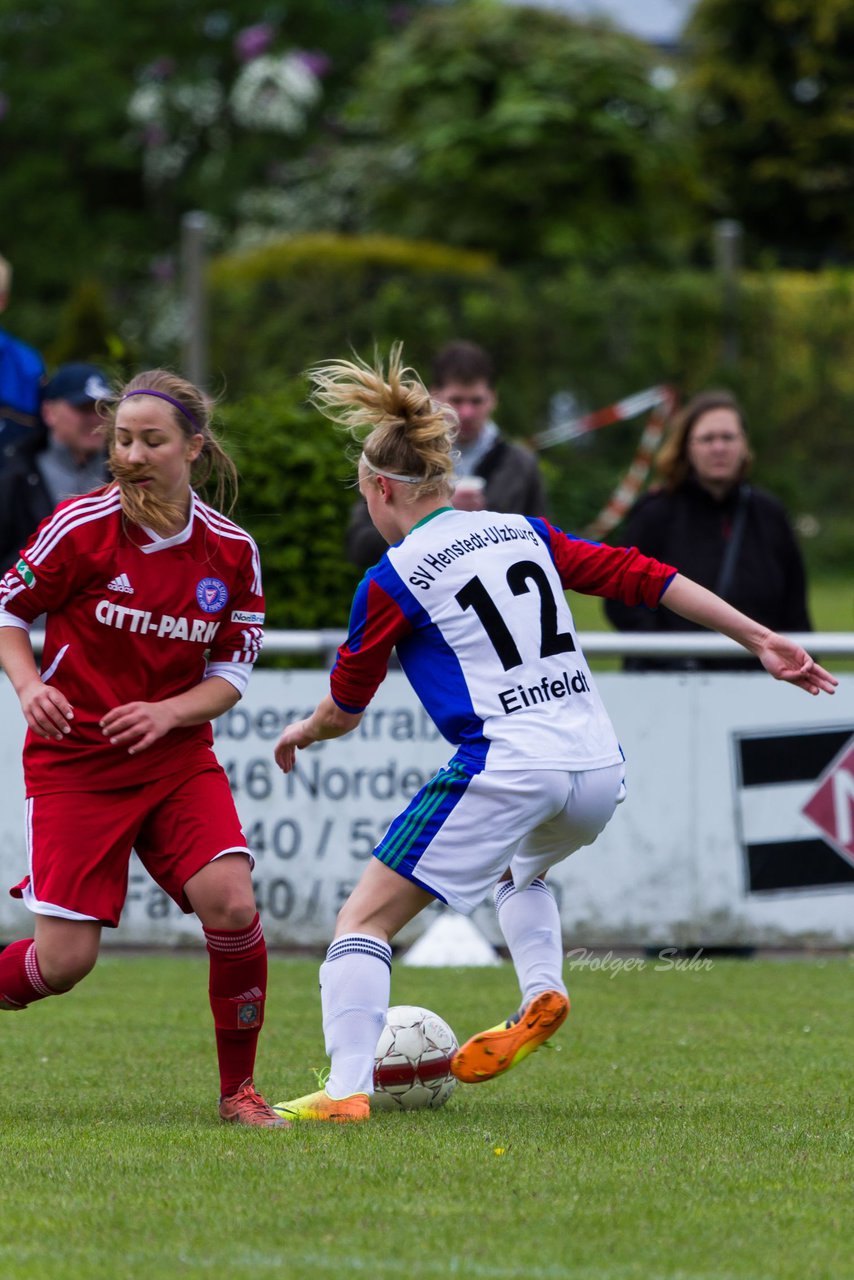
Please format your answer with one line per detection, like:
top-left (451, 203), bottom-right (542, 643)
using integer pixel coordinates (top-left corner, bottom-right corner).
top-left (320, 933), bottom-right (391, 1098)
top-left (494, 879), bottom-right (567, 1007)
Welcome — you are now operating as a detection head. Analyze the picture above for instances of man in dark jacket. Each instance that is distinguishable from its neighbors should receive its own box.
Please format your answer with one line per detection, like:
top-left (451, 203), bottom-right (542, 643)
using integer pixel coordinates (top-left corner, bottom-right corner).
top-left (0, 362), bottom-right (112, 574)
top-left (345, 341), bottom-right (547, 568)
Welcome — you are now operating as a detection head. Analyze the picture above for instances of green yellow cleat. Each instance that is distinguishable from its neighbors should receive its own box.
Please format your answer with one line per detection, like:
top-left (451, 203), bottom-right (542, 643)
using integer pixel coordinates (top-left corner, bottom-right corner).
top-left (272, 1088), bottom-right (370, 1123)
top-left (451, 989), bottom-right (570, 1084)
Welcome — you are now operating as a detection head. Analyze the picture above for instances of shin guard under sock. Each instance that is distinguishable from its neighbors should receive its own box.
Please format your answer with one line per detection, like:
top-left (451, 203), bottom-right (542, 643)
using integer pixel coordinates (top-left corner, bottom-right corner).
top-left (494, 879), bottom-right (567, 1006)
top-left (204, 913), bottom-right (267, 1098)
top-left (320, 934), bottom-right (392, 1098)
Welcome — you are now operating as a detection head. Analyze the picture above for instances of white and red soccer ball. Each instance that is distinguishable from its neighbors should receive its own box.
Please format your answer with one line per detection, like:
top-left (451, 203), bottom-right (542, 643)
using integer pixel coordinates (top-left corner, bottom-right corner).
top-left (372, 1005), bottom-right (458, 1111)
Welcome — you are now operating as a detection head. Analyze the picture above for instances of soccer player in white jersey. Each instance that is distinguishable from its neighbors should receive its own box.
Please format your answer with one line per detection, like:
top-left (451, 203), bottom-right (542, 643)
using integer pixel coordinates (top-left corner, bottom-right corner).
top-left (0, 369), bottom-right (288, 1127)
top-left (270, 347), bottom-right (837, 1123)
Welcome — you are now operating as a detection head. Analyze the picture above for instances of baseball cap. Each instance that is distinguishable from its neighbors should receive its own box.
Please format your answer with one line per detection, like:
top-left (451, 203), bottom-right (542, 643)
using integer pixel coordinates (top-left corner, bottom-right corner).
top-left (42, 363), bottom-right (113, 407)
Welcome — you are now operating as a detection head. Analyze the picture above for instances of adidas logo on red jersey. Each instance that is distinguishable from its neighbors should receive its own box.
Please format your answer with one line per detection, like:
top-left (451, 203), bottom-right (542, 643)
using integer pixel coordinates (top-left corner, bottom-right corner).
top-left (107, 573), bottom-right (134, 594)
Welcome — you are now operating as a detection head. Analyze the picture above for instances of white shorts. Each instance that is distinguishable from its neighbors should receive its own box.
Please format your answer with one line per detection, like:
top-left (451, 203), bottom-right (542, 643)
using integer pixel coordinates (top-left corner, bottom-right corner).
top-left (372, 760), bottom-right (625, 914)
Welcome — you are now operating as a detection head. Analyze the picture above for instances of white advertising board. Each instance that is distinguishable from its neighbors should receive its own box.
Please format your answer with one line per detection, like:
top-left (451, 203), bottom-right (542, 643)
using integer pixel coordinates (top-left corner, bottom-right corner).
top-left (1, 672), bottom-right (852, 947)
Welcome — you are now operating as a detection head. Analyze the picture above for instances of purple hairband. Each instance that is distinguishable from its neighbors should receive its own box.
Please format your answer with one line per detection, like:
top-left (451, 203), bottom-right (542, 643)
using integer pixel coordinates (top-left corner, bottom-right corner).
top-left (119, 389), bottom-right (201, 430)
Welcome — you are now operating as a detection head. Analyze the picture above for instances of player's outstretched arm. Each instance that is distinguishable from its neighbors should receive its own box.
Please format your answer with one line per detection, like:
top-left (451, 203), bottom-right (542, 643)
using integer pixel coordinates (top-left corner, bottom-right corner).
top-left (661, 574), bottom-right (838, 696)
top-left (274, 694), bottom-right (363, 774)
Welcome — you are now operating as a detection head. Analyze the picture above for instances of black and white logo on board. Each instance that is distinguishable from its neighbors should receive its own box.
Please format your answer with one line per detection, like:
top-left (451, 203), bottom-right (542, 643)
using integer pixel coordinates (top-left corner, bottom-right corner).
top-left (732, 725), bottom-right (854, 893)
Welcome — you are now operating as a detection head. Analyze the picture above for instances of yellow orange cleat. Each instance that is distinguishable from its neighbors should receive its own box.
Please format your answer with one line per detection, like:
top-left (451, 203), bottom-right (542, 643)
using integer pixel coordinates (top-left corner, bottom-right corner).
top-left (272, 1088), bottom-right (370, 1123)
top-left (451, 989), bottom-right (570, 1084)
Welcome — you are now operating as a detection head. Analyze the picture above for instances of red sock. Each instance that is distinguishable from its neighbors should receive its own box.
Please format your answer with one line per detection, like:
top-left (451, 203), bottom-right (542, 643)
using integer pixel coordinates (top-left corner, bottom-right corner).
top-left (0, 939), bottom-right (59, 1009)
top-left (204, 913), bottom-right (267, 1098)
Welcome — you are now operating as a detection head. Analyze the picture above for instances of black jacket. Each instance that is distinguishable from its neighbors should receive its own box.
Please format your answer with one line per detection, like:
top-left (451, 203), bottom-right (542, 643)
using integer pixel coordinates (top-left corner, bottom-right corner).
top-left (0, 452), bottom-right (56, 575)
top-left (604, 479), bottom-right (811, 671)
top-left (345, 434), bottom-right (548, 569)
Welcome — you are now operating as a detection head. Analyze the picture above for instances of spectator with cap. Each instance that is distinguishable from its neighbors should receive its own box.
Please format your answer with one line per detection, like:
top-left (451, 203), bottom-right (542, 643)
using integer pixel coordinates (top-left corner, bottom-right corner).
top-left (0, 362), bottom-right (112, 574)
top-left (345, 340), bottom-right (548, 568)
top-left (0, 253), bottom-right (45, 467)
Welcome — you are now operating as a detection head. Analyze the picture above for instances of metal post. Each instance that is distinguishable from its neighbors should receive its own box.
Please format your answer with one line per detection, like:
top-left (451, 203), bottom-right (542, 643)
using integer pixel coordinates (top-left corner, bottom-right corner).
top-left (181, 211), bottom-right (209, 390)
top-left (713, 218), bottom-right (742, 368)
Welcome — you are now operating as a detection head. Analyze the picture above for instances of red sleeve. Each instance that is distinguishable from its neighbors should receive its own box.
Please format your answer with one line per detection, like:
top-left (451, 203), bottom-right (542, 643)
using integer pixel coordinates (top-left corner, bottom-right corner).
top-left (535, 519), bottom-right (676, 607)
top-left (330, 575), bottom-right (413, 713)
top-left (0, 494), bottom-right (104, 621)
top-left (207, 535), bottom-right (265, 669)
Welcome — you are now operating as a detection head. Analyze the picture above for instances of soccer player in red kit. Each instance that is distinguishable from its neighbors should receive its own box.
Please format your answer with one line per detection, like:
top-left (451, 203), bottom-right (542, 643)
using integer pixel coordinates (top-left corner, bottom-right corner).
top-left (0, 369), bottom-right (288, 1127)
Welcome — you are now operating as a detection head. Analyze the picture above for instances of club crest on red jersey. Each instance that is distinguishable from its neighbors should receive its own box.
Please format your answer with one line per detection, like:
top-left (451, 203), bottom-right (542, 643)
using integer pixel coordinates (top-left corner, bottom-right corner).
top-left (237, 1001), bottom-right (260, 1026)
top-left (196, 577), bottom-right (229, 613)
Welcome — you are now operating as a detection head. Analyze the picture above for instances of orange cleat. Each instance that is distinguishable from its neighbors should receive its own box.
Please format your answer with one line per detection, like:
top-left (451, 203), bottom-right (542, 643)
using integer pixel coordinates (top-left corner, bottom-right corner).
top-left (272, 1088), bottom-right (370, 1123)
top-left (219, 1078), bottom-right (292, 1127)
top-left (451, 989), bottom-right (570, 1084)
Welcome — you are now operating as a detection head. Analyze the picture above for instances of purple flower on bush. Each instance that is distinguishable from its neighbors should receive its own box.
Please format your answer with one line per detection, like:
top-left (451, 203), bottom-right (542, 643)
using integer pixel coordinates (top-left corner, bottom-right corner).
top-left (235, 22), bottom-right (275, 63)
top-left (142, 56), bottom-right (176, 82)
top-left (150, 255), bottom-right (176, 283)
top-left (294, 50), bottom-right (331, 79)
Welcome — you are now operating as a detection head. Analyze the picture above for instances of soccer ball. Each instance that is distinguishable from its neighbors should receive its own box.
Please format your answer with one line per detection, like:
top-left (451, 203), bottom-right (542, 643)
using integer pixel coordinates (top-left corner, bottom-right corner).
top-left (372, 1004), bottom-right (459, 1112)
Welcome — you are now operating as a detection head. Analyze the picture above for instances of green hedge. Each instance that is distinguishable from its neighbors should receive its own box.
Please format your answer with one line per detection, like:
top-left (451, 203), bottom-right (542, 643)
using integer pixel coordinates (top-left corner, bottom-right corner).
top-left (209, 233), bottom-right (496, 398)
top-left (217, 384), bottom-right (362, 638)
top-left (205, 238), bottom-right (854, 576)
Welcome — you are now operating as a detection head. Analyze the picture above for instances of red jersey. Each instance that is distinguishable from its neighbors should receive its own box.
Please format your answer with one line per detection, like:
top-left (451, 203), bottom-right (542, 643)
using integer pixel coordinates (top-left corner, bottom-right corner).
top-left (0, 486), bottom-right (264, 795)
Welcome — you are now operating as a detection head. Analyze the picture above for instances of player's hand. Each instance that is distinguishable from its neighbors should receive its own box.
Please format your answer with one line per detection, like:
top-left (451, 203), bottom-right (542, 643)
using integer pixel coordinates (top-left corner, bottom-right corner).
top-left (100, 700), bottom-right (178, 753)
top-left (756, 634), bottom-right (838, 696)
top-left (19, 680), bottom-right (74, 741)
top-left (274, 720), bottom-right (316, 773)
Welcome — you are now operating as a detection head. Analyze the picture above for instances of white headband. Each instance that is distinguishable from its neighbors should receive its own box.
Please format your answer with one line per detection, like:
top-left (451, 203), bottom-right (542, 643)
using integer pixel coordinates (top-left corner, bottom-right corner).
top-left (360, 453), bottom-right (424, 486)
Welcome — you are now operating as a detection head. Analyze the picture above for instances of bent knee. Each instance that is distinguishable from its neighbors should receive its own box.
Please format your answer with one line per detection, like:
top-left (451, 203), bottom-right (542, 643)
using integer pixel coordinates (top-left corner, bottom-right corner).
top-left (199, 896), bottom-right (258, 931)
top-left (38, 948), bottom-right (98, 992)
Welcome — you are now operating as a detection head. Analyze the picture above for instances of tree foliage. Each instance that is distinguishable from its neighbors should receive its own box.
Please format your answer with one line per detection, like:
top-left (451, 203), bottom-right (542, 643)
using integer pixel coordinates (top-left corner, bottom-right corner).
top-left (207, 233), bottom-right (497, 396)
top-left (4, 0), bottom-right (854, 319)
top-left (267, 0), bottom-right (702, 267)
top-left (686, 0), bottom-right (854, 264)
top-left (205, 231), bottom-right (854, 571)
top-left (0, 0), bottom-right (429, 301)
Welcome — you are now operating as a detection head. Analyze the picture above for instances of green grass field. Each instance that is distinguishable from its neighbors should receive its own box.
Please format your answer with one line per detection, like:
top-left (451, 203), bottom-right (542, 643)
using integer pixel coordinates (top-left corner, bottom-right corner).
top-left (1, 954), bottom-right (851, 1280)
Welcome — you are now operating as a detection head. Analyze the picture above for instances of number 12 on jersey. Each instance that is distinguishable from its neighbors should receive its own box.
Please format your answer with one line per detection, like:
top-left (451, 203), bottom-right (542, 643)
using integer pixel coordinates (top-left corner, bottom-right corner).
top-left (455, 559), bottom-right (576, 671)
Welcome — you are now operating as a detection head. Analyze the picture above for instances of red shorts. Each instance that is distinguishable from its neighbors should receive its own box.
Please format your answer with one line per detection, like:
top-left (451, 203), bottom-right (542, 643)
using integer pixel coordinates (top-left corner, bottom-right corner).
top-left (12, 765), bottom-right (251, 927)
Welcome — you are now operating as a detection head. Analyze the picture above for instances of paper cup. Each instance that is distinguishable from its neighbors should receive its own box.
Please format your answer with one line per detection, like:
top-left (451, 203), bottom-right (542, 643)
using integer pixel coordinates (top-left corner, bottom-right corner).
top-left (454, 476), bottom-right (486, 495)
